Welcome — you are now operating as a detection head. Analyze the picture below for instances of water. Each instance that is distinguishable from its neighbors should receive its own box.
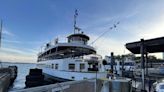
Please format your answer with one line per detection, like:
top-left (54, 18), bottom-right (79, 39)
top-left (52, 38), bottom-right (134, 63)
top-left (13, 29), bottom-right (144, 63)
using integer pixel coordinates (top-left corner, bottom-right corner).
top-left (1, 62), bottom-right (36, 91)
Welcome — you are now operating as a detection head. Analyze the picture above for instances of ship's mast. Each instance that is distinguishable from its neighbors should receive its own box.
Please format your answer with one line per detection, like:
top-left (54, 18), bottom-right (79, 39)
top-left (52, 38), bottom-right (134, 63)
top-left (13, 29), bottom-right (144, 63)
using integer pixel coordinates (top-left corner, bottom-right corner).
top-left (74, 9), bottom-right (78, 34)
top-left (73, 9), bottom-right (81, 34)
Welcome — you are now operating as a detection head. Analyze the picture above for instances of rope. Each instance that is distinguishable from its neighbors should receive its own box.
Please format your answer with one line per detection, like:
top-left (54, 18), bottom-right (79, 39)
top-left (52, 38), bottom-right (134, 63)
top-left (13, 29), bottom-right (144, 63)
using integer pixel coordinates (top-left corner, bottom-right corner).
top-left (90, 21), bottom-right (120, 45)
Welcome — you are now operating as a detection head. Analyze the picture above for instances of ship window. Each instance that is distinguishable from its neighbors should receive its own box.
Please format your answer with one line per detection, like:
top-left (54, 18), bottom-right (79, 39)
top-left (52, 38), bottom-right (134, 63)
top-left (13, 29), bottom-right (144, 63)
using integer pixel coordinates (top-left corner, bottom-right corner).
top-left (69, 64), bottom-right (75, 70)
top-left (55, 64), bottom-right (58, 69)
top-left (80, 63), bottom-right (85, 70)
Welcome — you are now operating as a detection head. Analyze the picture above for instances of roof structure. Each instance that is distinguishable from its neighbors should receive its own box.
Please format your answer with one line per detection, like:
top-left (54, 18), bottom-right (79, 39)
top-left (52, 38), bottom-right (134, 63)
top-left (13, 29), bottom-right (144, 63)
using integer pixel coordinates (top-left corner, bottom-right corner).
top-left (125, 37), bottom-right (164, 54)
top-left (67, 33), bottom-right (90, 40)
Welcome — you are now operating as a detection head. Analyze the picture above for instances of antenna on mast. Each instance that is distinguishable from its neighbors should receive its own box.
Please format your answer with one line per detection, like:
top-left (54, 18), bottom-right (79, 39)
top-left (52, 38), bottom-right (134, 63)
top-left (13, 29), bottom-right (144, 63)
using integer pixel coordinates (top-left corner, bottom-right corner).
top-left (74, 9), bottom-right (81, 34)
top-left (0, 20), bottom-right (2, 48)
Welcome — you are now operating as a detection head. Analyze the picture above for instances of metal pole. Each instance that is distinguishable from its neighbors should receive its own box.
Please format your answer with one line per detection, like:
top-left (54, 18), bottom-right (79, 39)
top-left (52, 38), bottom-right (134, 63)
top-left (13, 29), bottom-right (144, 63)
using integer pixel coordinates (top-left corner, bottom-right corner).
top-left (145, 52), bottom-right (148, 76)
top-left (111, 52), bottom-right (114, 79)
top-left (140, 39), bottom-right (146, 91)
top-left (0, 20), bottom-right (2, 48)
top-left (0, 20), bottom-right (2, 68)
top-left (122, 55), bottom-right (124, 77)
top-left (95, 70), bottom-right (97, 92)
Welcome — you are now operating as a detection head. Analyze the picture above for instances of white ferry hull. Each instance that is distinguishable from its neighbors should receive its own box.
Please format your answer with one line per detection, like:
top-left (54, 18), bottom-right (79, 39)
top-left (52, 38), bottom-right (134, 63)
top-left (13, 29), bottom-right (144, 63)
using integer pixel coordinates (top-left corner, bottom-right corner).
top-left (42, 68), bottom-right (107, 81)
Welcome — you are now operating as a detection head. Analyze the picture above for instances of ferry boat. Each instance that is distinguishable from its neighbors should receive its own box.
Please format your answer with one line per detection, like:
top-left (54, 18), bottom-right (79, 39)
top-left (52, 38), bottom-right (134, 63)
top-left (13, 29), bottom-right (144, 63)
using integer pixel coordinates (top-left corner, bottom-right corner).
top-left (37, 11), bottom-right (107, 82)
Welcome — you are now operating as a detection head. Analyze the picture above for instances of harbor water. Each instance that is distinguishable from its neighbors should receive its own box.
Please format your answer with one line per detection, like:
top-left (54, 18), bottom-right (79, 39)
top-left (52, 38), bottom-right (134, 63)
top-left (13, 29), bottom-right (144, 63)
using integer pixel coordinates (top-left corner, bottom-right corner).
top-left (1, 62), bottom-right (36, 91)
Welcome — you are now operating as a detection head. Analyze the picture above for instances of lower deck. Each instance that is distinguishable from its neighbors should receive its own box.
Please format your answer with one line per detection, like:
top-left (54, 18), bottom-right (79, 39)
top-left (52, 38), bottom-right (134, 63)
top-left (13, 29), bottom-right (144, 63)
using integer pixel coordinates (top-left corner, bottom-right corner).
top-left (42, 67), bottom-right (107, 81)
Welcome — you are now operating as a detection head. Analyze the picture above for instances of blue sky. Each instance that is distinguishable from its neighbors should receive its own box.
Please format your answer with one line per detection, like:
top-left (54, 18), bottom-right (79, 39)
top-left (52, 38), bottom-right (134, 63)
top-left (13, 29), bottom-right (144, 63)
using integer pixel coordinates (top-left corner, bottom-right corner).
top-left (0, 0), bottom-right (164, 62)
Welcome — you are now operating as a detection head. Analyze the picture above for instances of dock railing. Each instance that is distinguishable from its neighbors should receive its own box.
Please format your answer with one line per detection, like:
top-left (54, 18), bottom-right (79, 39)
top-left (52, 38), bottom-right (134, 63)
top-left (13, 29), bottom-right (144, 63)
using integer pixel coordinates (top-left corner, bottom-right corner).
top-left (9, 79), bottom-right (96, 92)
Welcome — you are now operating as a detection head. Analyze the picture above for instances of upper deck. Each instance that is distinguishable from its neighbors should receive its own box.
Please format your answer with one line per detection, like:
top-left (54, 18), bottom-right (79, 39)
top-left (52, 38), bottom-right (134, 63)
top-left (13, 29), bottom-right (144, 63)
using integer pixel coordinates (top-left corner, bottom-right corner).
top-left (38, 33), bottom-right (96, 61)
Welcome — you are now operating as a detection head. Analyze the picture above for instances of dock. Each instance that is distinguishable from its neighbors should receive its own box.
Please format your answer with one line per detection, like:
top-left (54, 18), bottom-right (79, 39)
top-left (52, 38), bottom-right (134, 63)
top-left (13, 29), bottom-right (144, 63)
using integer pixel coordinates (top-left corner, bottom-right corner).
top-left (0, 66), bottom-right (17, 92)
top-left (9, 78), bottom-right (132, 92)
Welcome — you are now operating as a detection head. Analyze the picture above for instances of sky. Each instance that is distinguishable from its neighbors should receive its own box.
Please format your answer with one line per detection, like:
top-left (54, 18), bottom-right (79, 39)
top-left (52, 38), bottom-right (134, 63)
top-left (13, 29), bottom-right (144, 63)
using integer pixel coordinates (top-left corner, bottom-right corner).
top-left (0, 0), bottom-right (164, 63)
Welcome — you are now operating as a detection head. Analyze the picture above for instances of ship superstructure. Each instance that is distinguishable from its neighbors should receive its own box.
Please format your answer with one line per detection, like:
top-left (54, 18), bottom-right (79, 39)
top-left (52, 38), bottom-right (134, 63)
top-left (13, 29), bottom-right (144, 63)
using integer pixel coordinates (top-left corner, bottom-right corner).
top-left (37, 10), bottom-right (107, 81)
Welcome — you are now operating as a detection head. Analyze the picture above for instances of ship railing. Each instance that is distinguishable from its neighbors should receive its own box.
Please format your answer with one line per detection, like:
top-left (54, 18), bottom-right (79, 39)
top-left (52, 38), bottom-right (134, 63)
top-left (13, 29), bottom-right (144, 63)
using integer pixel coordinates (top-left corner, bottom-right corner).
top-left (41, 49), bottom-right (92, 60)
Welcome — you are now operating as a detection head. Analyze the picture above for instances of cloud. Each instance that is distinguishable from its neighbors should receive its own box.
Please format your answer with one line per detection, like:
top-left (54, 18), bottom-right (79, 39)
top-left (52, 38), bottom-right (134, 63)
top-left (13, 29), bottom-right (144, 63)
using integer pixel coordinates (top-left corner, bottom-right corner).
top-left (0, 28), bottom-right (38, 62)
top-left (3, 39), bottom-right (21, 44)
top-left (124, 11), bottom-right (139, 19)
top-left (87, 13), bottom-right (164, 58)
top-left (89, 29), bottom-right (163, 59)
top-left (89, 34), bottom-right (129, 57)
top-left (2, 47), bottom-right (26, 54)
top-left (1, 47), bottom-right (38, 55)
top-left (0, 52), bottom-right (36, 63)
top-left (3, 38), bottom-right (46, 46)
top-left (137, 16), bottom-right (164, 39)
top-left (0, 47), bottom-right (37, 63)
top-left (1, 0), bottom-right (164, 62)
top-left (2, 29), bottom-right (15, 36)
top-left (120, 13), bottom-right (164, 41)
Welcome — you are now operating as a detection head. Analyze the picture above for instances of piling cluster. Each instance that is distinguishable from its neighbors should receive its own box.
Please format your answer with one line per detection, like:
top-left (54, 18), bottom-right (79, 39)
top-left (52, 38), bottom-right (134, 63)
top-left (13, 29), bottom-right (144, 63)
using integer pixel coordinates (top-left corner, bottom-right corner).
top-left (25, 68), bottom-right (45, 88)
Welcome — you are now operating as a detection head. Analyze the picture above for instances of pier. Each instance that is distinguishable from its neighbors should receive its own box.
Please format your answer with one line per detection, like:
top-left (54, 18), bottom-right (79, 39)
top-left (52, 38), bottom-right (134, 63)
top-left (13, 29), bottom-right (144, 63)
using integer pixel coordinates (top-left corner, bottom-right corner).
top-left (0, 66), bottom-right (17, 92)
top-left (10, 78), bottom-right (132, 92)
top-left (126, 37), bottom-right (164, 92)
